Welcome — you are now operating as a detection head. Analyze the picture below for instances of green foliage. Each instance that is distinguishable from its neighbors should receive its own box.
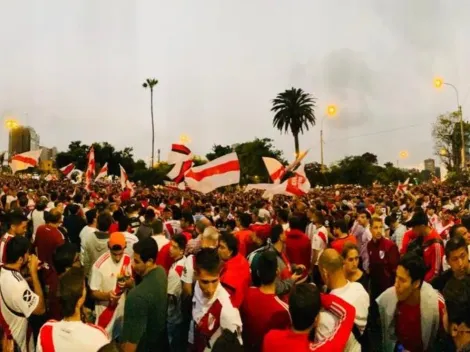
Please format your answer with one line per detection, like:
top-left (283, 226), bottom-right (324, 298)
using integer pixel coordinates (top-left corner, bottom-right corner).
top-left (271, 87), bottom-right (316, 155)
top-left (206, 138), bottom-right (286, 184)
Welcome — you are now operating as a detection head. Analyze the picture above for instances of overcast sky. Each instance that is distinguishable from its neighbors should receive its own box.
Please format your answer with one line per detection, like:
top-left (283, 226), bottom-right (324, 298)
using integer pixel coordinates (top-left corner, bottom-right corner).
top-left (1, 0), bottom-right (470, 169)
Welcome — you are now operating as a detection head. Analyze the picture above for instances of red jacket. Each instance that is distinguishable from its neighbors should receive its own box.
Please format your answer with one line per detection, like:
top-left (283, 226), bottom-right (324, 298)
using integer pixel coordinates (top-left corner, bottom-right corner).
top-left (367, 237), bottom-right (399, 298)
top-left (285, 229), bottom-right (311, 270)
top-left (221, 253), bottom-right (251, 308)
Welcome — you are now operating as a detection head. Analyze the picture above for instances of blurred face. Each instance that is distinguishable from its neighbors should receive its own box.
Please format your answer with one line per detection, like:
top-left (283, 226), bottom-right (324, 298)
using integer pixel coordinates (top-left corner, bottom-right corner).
top-left (56, 203), bottom-right (64, 214)
top-left (371, 220), bottom-right (383, 241)
top-left (413, 224), bottom-right (427, 237)
top-left (110, 248), bottom-right (125, 263)
top-left (11, 221), bottom-right (27, 236)
top-left (218, 240), bottom-right (232, 262)
top-left (447, 247), bottom-right (469, 279)
top-left (358, 213), bottom-right (368, 227)
top-left (196, 268), bottom-right (219, 299)
top-left (394, 265), bottom-right (420, 302)
top-left (169, 240), bottom-right (184, 260)
top-left (343, 249), bottom-right (360, 275)
top-left (427, 208), bottom-right (435, 216)
top-left (132, 253), bottom-right (148, 276)
top-left (455, 226), bottom-right (470, 245)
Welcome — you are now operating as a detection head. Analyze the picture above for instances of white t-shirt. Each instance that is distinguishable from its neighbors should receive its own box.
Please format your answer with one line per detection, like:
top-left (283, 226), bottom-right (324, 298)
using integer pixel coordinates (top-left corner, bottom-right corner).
top-left (181, 254), bottom-right (195, 284)
top-left (168, 257), bottom-right (186, 324)
top-left (311, 225), bottom-right (328, 265)
top-left (28, 209), bottom-right (45, 242)
top-left (122, 231), bottom-right (138, 257)
top-left (37, 320), bottom-right (109, 352)
top-left (79, 225), bottom-right (96, 265)
top-left (316, 281), bottom-right (370, 352)
top-left (151, 235), bottom-right (169, 252)
top-left (0, 233), bottom-right (14, 266)
top-left (89, 252), bottom-right (132, 338)
top-left (0, 267), bottom-right (39, 352)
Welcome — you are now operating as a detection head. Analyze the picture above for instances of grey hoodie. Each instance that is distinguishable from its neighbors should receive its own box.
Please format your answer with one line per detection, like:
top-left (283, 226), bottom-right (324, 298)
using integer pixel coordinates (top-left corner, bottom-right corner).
top-left (83, 231), bottom-right (110, 277)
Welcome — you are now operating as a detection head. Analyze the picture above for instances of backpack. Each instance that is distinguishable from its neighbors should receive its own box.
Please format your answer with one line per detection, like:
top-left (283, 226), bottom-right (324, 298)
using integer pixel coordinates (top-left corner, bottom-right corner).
top-left (407, 235), bottom-right (443, 258)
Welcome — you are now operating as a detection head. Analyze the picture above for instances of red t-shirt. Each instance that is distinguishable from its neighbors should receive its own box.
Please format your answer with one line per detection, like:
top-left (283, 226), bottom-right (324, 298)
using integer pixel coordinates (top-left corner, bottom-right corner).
top-left (155, 242), bottom-right (174, 274)
top-left (34, 225), bottom-right (65, 267)
top-left (331, 235), bottom-right (357, 254)
top-left (234, 229), bottom-right (253, 257)
top-left (241, 287), bottom-right (291, 352)
top-left (285, 229), bottom-right (311, 270)
top-left (396, 293), bottom-right (446, 351)
top-left (220, 254), bottom-right (251, 308)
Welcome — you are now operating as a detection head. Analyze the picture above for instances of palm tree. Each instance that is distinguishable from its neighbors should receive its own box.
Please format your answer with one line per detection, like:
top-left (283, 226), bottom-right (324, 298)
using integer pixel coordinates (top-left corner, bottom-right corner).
top-left (143, 78), bottom-right (159, 168)
top-left (271, 87), bottom-right (316, 156)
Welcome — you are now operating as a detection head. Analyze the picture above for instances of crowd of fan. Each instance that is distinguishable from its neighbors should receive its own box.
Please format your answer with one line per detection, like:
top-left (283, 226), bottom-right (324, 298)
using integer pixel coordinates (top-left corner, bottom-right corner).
top-left (0, 178), bottom-right (470, 351)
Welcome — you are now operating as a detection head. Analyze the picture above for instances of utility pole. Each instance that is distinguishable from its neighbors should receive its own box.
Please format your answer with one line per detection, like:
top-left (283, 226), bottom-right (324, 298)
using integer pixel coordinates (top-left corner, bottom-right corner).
top-left (157, 149), bottom-right (161, 163)
top-left (320, 129), bottom-right (325, 173)
top-left (459, 105), bottom-right (466, 169)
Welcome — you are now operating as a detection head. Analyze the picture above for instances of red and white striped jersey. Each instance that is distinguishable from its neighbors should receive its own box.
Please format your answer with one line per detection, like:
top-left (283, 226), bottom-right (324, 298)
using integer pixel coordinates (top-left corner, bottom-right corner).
top-left (0, 267), bottom-right (38, 352)
top-left (168, 257), bottom-right (185, 324)
top-left (0, 234), bottom-right (14, 266)
top-left (37, 320), bottom-right (109, 352)
top-left (164, 220), bottom-right (182, 238)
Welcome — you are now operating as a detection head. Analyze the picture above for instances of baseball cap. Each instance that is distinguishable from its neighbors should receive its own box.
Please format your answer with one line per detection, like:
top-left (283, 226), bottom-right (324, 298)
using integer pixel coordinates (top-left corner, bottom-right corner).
top-left (109, 232), bottom-right (126, 250)
top-left (405, 211), bottom-right (428, 228)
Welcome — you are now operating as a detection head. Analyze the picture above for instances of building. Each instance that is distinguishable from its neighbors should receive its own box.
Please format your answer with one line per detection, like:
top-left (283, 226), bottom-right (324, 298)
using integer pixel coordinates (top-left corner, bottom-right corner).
top-left (424, 158), bottom-right (436, 173)
top-left (8, 126), bottom-right (40, 156)
top-left (38, 147), bottom-right (58, 173)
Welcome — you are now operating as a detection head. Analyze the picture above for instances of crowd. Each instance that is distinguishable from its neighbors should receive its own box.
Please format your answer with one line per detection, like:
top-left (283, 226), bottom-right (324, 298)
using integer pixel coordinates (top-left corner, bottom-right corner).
top-left (0, 175), bottom-right (470, 351)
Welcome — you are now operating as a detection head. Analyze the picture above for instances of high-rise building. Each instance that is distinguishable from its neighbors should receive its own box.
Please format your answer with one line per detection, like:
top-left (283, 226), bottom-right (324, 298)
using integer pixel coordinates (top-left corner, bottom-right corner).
top-left (424, 158), bottom-right (436, 173)
top-left (8, 126), bottom-right (40, 156)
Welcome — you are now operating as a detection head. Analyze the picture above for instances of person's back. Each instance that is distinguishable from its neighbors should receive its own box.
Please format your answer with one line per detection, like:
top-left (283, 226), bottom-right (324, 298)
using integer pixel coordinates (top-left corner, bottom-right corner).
top-left (63, 206), bottom-right (86, 248)
top-left (83, 212), bottom-right (112, 277)
top-left (285, 218), bottom-right (311, 269)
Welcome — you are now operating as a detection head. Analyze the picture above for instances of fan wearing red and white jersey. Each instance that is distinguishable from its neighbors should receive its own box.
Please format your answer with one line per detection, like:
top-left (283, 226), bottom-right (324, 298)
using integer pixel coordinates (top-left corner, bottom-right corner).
top-left (167, 234), bottom-right (188, 352)
top-left (190, 248), bottom-right (243, 352)
top-left (37, 267), bottom-right (109, 352)
top-left (162, 207), bottom-right (182, 238)
top-left (89, 233), bottom-right (133, 339)
top-left (0, 212), bottom-right (28, 266)
top-left (0, 236), bottom-right (45, 352)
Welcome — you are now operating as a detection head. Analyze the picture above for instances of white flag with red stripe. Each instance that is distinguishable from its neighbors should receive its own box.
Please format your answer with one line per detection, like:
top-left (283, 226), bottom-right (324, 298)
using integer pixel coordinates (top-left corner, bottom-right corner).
top-left (85, 147), bottom-right (95, 192)
top-left (95, 162), bottom-right (108, 182)
top-left (395, 177), bottom-right (410, 195)
top-left (184, 153), bottom-right (240, 194)
top-left (262, 157), bottom-right (286, 184)
top-left (60, 163), bottom-right (75, 178)
top-left (167, 144), bottom-right (192, 165)
top-left (10, 150), bottom-right (42, 174)
top-left (119, 164), bottom-right (135, 195)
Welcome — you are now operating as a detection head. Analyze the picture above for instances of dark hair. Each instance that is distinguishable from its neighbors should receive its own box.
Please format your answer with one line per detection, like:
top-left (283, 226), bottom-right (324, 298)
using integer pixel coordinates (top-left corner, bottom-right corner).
top-left (85, 209), bottom-right (98, 225)
top-left (60, 267), bottom-right (85, 318)
top-left (172, 234), bottom-right (188, 251)
top-left (133, 237), bottom-right (158, 262)
top-left (219, 232), bottom-right (238, 257)
top-left (97, 212), bottom-right (113, 232)
top-left (277, 209), bottom-right (289, 223)
top-left (449, 225), bottom-right (467, 239)
top-left (53, 243), bottom-right (78, 275)
top-left (398, 253), bottom-right (427, 287)
top-left (445, 234), bottom-right (468, 258)
top-left (68, 204), bottom-right (80, 216)
top-left (257, 251), bottom-right (278, 285)
top-left (444, 277), bottom-right (470, 328)
top-left (195, 248), bottom-right (221, 275)
top-left (212, 329), bottom-right (243, 352)
top-left (289, 283), bottom-right (321, 331)
top-left (239, 213), bottom-right (252, 228)
top-left (8, 211), bottom-right (28, 228)
top-left (118, 216), bottom-right (130, 232)
top-left (358, 209), bottom-right (372, 220)
top-left (341, 242), bottom-right (360, 259)
top-left (5, 236), bottom-right (30, 264)
top-left (181, 211), bottom-right (194, 225)
top-left (270, 224), bottom-right (284, 244)
top-left (172, 206), bottom-right (182, 221)
top-left (97, 342), bottom-right (122, 352)
top-left (151, 219), bottom-right (163, 235)
top-left (144, 208), bottom-right (156, 222)
top-left (36, 200), bottom-right (47, 212)
top-left (461, 215), bottom-right (470, 231)
top-left (333, 219), bottom-right (348, 233)
top-left (288, 216), bottom-right (303, 231)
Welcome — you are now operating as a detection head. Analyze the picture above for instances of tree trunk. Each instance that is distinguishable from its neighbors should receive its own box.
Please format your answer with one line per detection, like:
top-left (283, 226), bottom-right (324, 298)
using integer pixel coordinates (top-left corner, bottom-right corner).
top-left (150, 88), bottom-right (155, 168)
top-left (294, 134), bottom-right (300, 157)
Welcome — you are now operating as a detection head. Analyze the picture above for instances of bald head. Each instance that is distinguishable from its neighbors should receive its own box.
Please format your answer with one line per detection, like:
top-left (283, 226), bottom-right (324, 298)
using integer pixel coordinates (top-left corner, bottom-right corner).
top-left (48, 208), bottom-right (63, 224)
top-left (318, 249), bottom-right (344, 273)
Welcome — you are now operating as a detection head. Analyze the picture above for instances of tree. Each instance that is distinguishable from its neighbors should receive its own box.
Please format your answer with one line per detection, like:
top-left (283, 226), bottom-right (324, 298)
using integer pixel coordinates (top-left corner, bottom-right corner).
top-left (361, 152), bottom-right (378, 164)
top-left (206, 145), bottom-right (233, 161)
top-left (143, 78), bottom-right (159, 168)
top-left (432, 111), bottom-right (470, 172)
top-left (271, 87), bottom-right (316, 156)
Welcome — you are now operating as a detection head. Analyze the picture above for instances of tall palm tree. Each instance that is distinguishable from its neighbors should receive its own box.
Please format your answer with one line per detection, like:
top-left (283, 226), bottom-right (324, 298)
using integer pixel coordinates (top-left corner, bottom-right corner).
top-left (143, 78), bottom-right (159, 168)
top-left (271, 87), bottom-right (316, 156)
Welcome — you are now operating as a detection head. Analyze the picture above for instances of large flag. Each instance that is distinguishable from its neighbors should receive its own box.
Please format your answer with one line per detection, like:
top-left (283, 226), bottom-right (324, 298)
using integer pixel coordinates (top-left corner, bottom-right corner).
top-left (395, 177), bottom-right (410, 195)
top-left (262, 157), bottom-right (286, 184)
top-left (167, 143), bottom-right (192, 165)
top-left (167, 159), bottom-right (193, 184)
top-left (119, 164), bottom-right (135, 195)
top-left (60, 163), bottom-right (75, 178)
top-left (10, 150), bottom-right (42, 174)
top-left (184, 153), bottom-right (240, 194)
top-left (85, 147), bottom-right (95, 192)
top-left (95, 162), bottom-right (108, 182)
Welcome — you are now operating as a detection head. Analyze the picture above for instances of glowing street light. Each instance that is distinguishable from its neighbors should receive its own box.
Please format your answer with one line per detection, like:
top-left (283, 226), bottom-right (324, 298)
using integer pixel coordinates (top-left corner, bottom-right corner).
top-left (434, 78), bottom-right (444, 89)
top-left (179, 134), bottom-right (191, 145)
top-left (440, 148), bottom-right (448, 156)
top-left (399, 150), bottom-right (409, 159)
top-left (4, 119), bottom-right (19, 130)
top-left (321, 104), bottom-right (339, 173)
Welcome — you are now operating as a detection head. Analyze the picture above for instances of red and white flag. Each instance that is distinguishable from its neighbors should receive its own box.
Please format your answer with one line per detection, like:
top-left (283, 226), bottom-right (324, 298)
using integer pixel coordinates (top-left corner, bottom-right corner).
top-left (119, 164), bottom-right (135, 195)
top-left (184, 153), bottom-right (240, 194)
top-left (85, 147), bottom-right (96, 192)
top-left (10, 150), bottom-right (42, 174)
top-left (395, 177), bottom-right (410, 195)
top-left (262, 157), bottom-right (286, 184)
top-left (60, 163), bottom-right (75, 178)
top-left (95, 162), bottom-right (108, 182)
top-left (167, 144), bottom-right (192, 165)
top-left (167, 159), bottom-right (193, 184)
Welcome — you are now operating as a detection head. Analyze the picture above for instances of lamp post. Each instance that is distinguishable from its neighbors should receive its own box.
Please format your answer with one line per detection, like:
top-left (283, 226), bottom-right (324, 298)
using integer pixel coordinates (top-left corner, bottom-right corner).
top-left (434, 77), bottom-right (465, 169)
top-left (320, 104), bottom-right (337, 173)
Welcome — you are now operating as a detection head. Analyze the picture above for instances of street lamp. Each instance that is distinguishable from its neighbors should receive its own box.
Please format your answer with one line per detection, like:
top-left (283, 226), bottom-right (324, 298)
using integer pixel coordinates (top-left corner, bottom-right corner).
top-left (434, 77), bottom-right (465, 169)
top-left (320, 104), bottom-right (338, 172)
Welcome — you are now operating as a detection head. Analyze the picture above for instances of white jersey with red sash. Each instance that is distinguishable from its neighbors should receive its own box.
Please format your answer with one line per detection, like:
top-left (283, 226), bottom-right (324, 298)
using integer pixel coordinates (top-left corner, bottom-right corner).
top-left (37, 319), bottom-right (109, 352)
top-left (190, 281), bottom-right (242, 352)
top-left (0, 234), bottom-right (13, 266)
top-left (89, 252), bottom-right (132, 337)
